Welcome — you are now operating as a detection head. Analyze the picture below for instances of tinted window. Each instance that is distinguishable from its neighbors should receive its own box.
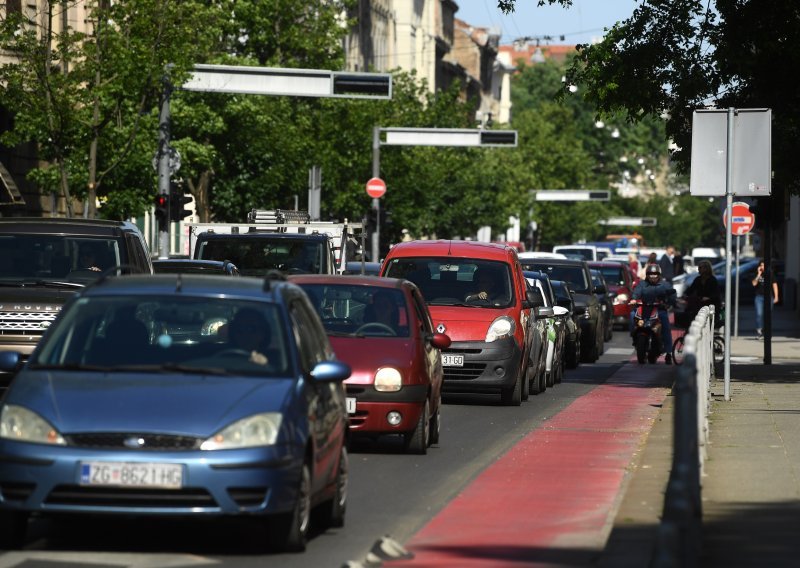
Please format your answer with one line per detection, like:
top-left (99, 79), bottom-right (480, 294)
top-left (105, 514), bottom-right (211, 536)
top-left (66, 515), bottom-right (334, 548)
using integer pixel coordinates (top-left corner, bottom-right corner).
top-left (197, 237), bottom-right (326, 276)
top-left (32, 296), bottom-right (290, 376)
top-left (521, 262), bottom-right (590, 293)
top-left (597, 265), bottom-right (626, 286)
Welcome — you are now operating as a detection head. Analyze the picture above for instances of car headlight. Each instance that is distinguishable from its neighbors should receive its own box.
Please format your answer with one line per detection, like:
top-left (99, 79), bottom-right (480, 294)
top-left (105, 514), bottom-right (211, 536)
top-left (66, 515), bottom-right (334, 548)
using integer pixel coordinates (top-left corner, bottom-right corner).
top-left (375, 367), bottom-right (403, 392)
top-left (0, 405), bottom-right (65, 445)
top-left (200, 413), bottom-right (282, 450)
top-left (486, 316), bottom-right (515, 342)
top-left (583, 307), bottom-right (591, 319)
top-left (614, 293), bottom-right (629, 305)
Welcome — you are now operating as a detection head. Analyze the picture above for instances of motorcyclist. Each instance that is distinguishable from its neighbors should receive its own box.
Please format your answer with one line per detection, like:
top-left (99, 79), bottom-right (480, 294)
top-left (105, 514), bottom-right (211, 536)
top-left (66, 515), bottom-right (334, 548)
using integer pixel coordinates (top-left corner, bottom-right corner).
top-left (630, 263), bottom-right (677, 364)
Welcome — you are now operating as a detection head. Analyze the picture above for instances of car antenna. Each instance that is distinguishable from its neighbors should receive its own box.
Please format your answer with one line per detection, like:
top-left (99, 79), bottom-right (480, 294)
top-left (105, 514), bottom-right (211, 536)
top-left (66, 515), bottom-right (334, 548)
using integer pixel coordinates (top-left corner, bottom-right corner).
top-left (447, 240), bottom-right (453, 256)
top-left (175, 273), bottom-right (183, 292)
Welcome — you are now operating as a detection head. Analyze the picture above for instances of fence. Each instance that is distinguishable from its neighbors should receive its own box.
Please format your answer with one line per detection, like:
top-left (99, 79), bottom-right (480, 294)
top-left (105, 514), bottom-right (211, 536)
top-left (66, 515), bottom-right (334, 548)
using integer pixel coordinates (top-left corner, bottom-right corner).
top-left (652, 305), bottom-right (715, 567)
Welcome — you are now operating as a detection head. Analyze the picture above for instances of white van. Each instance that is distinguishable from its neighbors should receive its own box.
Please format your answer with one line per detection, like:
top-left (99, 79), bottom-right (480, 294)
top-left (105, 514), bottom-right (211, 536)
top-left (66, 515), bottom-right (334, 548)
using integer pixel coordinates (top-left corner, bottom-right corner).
top-left (552, 245), bottom-right (598, 262)
top-left (691, 247), bottom-right (723, 265)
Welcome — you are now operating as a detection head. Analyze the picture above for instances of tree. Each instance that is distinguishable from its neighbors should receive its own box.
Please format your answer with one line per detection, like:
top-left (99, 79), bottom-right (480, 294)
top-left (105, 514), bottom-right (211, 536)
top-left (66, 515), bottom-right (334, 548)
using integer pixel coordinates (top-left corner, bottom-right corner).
top-left (0, 0), bottom-right (218, 218)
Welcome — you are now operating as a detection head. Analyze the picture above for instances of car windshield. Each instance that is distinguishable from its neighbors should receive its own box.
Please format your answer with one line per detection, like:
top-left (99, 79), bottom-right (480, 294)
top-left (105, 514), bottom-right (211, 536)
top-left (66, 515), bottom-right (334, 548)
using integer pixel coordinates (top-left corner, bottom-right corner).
top-left (298, 284), bottom-right (410, 337)
top-left (0, 234), bottom-right (124, 285)
top-left (520, 262), bottom-right (590, 293)
top-left (597, 265), bottom-right (626, 286)
top-left (384, 257), bottom-right (514, 308)
top-left (31, 296), bottom-right (290, 376)
top-left (554, 248), bottom-right (594, 261)
top-left (197, 237), bottom-right (326, 276)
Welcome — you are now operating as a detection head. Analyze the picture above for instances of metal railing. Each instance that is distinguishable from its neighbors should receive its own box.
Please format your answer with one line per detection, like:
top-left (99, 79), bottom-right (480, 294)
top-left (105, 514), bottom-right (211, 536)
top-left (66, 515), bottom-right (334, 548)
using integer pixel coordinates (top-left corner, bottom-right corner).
top-left (652, 305), bottom-right (715, 568)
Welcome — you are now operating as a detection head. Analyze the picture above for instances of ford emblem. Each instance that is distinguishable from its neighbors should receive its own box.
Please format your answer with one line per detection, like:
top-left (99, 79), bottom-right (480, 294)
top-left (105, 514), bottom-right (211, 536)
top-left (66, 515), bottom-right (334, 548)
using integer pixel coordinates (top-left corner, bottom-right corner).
top-left (124, 436), bottom-right (145, 449)
top-left (437, 323), bottom-right (446, 334)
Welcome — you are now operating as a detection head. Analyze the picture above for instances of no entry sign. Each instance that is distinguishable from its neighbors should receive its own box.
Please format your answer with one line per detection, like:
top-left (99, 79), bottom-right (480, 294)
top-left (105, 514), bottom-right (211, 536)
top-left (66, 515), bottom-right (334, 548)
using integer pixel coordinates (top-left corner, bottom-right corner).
top-left (723, 202), bottom-right (755, 235)
top-left (366, 177), bottom-right (386, 199)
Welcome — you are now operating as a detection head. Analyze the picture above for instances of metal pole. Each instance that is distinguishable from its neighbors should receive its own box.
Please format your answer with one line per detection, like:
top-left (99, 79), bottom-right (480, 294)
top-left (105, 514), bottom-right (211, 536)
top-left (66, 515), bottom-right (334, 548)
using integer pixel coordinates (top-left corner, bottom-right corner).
top-left (764, 198), bottom-right (773, 365)
top-left (157, 67), bottom-right (173, 260)
top-left (734, 235), bottom-right (741, 338)
top-left (371, 126), bottom-right (381, 262)
top-left (723, 108), bottom-right (735, 401)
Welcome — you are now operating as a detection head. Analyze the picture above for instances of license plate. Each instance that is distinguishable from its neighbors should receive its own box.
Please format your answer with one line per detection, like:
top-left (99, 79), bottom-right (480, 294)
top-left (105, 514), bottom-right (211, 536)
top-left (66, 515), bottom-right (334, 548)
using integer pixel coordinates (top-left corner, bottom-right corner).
top-left (442, 354), bottom-right (464, 367)
top-left (346, 397), bottom-right (357, 414)
top-left (80, 462), bottom-right (183, 489)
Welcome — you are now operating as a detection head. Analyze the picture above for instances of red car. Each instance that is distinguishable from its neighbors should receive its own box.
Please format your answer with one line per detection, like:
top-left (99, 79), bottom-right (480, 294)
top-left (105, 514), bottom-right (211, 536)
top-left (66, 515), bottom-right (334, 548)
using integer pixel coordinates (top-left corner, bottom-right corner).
top-left (588, 260), bottom-right (636, 329)
top-left (291, 275), bottom-right (450, 454)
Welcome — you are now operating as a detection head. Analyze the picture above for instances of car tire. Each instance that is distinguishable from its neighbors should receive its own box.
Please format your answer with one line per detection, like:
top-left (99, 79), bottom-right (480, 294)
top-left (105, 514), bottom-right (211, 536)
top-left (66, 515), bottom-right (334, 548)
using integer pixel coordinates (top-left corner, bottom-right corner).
top-left (554, 355), bottom-right (564, 384)
top-left (268, 461), bottom-right (311, 552)
top-left (405, 400), bottom-right (429, 454)
top-left (429, 394), bottom-right (441, 445)
top-left (0, 511), bottom-right (28, 550)
top-left (521, 360), bottom-right (531, 401)
top-left (315, 446), bottom-right (348, 528)
top-left (565, 339), bottom-right (579, 369)
top-left (501, 371), bottom-right (523, 406)
top-left (604, 318), bottom-right (613, 341)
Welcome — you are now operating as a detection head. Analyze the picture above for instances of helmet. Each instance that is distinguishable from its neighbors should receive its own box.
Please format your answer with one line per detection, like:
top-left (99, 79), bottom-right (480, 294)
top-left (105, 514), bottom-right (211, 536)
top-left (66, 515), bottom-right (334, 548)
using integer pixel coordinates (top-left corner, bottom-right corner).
top-left (645, 264), bottom-right (661, 278)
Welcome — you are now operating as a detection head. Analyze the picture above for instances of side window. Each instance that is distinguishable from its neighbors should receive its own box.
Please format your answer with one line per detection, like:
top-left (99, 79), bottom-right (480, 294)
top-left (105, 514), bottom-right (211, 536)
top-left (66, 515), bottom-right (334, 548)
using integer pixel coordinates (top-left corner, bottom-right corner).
top-left (289, 298), bottom-right (329, 373)
top-left (125, 233), bottom-right (146, 273)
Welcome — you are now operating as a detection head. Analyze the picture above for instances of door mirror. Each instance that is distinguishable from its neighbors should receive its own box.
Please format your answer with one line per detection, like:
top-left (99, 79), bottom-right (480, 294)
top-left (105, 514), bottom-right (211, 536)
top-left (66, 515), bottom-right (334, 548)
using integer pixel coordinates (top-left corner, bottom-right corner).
top-left (429, 333), bottom-right (451, 350)
top-left (524, 289), bottom-right (544, 309)
top-left (310, 360), bottom-right (351, 382)
top-left (594, 284), bottom-right (606, 295)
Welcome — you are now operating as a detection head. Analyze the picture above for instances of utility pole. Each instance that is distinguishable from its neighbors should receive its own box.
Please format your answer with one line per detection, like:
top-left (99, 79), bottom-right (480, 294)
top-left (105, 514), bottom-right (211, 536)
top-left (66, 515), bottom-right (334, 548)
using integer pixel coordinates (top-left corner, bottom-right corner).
top-left (156, 65), bottom-right (174, 259)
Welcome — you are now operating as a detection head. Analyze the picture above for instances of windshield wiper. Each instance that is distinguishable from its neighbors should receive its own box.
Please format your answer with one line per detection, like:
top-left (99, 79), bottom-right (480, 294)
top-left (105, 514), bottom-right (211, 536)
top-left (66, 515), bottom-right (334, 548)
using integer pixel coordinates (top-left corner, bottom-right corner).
top-left (22, 280), bottom-right (85, 290)
top-left (109, 363), bottom-right (232, 375)
top-left (28, 363), bottom-right (111, 372)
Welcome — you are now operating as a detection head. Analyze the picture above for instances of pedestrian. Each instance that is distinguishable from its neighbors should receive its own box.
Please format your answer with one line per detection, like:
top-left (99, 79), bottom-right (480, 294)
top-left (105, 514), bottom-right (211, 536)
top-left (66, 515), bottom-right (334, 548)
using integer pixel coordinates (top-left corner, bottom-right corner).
top-left (658, 245), bottom-right (676, 282)
top-left (627, 252), bottom-right (640, 277)
top-left (751, 260), bottom-right (779, 339)
top-left (673, 249), bottom-right (685, 277)
top-left (638, 252), bottom-right (657, 280)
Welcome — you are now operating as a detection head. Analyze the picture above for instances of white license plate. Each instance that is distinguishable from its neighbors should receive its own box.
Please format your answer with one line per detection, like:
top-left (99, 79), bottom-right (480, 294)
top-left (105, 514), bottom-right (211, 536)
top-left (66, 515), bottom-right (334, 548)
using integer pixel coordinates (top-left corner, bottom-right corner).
top-left (442, 354), bottom-right (464, 367)
top-left (346, 397), bottom-right (357, 414)
top-left (80, 462), bottom-right (183, 489)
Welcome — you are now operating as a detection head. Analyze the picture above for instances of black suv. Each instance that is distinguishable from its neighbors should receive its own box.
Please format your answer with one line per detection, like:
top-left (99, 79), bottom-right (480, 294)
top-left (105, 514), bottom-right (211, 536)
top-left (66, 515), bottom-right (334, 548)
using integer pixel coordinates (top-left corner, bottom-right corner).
top-left (0, 218), bottom-right (152, 383)
top-left (520, 257), bottom-right (604, 363)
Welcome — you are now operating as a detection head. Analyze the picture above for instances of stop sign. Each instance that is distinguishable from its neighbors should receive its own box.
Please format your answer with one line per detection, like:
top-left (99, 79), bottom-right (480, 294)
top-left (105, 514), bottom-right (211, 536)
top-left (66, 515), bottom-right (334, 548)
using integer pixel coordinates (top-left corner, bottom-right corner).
top-left (366, 177), bottom-right (386, 199)
top-left (723, 202), bottom-right (755, 235)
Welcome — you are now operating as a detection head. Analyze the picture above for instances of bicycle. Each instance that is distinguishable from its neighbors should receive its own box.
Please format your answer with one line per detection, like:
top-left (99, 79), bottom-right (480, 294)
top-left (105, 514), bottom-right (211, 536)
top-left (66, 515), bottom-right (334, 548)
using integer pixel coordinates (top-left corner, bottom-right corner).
top-left (671, 298), bottom-right (725, 365)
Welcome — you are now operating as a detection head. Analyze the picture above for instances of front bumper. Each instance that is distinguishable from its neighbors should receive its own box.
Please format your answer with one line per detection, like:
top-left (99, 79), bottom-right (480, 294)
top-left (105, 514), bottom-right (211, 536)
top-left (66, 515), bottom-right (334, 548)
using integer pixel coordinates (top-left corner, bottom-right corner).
top-left (345, 385), bottom-right (427, 434)
top-left (0, 439), bottom-right (306, 517)
top-left (440, 337), bottom-right (522, 394)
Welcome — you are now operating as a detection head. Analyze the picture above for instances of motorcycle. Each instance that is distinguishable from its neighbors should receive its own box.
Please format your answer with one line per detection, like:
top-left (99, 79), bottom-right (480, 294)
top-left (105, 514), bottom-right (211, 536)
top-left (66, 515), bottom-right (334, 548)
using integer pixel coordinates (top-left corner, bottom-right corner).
top-left (630, 300), bottom-right (665, 364)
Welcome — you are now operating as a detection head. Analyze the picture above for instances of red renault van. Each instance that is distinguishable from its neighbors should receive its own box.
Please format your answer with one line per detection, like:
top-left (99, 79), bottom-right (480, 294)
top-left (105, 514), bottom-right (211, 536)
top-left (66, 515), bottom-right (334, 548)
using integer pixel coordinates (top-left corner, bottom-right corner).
top-left (381, 240), bottom-right (539, 406)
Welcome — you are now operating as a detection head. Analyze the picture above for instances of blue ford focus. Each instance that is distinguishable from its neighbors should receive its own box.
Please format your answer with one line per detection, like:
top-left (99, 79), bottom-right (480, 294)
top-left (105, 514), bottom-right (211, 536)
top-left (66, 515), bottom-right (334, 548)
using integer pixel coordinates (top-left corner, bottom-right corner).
top-left (0, 274), bottom-right (350, 552)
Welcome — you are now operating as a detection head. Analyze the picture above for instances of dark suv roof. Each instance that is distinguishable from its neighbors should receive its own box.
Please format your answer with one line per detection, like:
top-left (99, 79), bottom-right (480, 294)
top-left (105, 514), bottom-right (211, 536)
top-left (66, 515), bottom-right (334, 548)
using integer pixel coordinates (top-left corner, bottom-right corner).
top-left (0, 217), bottom-right (140, 236)
top-left (196, 232), bottom-right (329, 242)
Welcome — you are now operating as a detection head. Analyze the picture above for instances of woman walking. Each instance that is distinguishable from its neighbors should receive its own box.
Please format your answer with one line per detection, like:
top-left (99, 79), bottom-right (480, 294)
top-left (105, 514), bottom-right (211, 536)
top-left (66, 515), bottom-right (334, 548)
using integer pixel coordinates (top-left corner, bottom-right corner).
top-left (751, 260), bottom-right (779, 339)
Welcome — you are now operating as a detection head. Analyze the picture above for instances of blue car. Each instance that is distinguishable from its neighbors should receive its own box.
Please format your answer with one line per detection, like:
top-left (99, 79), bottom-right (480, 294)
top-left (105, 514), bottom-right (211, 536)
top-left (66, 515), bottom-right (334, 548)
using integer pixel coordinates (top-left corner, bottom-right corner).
top-left (0, 274), bottom-right (350, 552)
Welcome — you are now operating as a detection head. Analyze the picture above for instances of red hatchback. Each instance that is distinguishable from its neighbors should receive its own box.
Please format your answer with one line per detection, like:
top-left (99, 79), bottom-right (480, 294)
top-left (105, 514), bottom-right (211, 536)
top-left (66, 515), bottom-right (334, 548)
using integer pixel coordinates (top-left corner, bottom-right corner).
top-left (291, 275), bottom-right (450, 454)
top-left (588, 261), bottom-right (636, 329)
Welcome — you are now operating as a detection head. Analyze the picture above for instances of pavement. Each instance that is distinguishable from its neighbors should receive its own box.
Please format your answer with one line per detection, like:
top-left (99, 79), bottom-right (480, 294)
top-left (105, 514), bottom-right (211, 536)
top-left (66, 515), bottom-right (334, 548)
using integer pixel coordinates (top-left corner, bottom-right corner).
top-left (601, 303), bottom-right (800, 567)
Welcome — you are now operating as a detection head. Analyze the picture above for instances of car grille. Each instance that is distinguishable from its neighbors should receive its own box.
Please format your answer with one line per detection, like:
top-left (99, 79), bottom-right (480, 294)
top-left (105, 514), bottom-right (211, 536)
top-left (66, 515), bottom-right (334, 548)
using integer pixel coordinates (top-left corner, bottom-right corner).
top-left (442, 347), bottom-right (482, 355)
top-left (0, 310), bottom-right (59, 335)
top-left (65, 433), bottom-right (203, 451)
top-left (45, 485), bottom-right (216, 508)
top-left (443, 362), bottom-right (486, 381)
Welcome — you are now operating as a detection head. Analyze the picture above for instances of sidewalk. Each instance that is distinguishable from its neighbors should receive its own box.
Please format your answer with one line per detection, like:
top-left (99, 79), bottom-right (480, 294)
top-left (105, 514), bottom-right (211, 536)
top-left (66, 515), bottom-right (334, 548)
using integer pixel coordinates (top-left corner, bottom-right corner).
top-left (601, 304), bottom-right (800, 567)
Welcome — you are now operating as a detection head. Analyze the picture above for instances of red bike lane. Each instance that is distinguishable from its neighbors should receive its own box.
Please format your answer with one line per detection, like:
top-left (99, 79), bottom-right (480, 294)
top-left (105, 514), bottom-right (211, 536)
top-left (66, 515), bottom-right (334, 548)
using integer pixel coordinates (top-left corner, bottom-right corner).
top-left (386, 360), bottom-right (673, 567)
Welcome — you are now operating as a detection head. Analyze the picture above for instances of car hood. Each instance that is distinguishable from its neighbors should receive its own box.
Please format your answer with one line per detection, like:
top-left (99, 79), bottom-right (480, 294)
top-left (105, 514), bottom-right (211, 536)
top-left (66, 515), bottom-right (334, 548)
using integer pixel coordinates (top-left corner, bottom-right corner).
top-left (6, 371), bottom-right (295, 436)
top-left (427, 305), bottom-right (516, 342)
top-left (329, 336), bottom-right (416, 385)
top-left (0, 285), bottom-right (76, 307)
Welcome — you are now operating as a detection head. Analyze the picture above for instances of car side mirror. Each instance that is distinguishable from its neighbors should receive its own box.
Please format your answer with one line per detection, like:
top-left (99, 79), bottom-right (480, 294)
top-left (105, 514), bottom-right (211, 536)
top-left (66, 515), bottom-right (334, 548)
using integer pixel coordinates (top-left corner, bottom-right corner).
top-left (310, 360), bottom-right (351, 382)
top-left (429, 333), bottom-right (451, 350)
top-left (0, 351), bottom-right (22, 374)
top-left (524, 289), bottom-right (544, 309)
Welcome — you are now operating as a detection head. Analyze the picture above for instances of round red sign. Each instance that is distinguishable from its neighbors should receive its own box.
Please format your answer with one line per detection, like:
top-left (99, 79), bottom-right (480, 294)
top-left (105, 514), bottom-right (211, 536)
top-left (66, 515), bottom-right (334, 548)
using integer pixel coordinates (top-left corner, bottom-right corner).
top-left (366, 177), bottom-right (386, 199)
top-left (723, 202), bottom-right (755, 235)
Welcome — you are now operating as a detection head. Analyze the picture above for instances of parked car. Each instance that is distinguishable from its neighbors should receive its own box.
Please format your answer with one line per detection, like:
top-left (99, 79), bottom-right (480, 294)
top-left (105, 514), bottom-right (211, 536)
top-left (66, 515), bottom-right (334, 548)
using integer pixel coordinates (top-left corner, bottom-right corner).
top-left (0, 274), bottom-right (350, 552)
top-left (588, 261), bottom-right (635, 331)
top-left (521, 279), bottom-right (549, 395)
top-left (0, 218), bottom-right (153, 387)
top-left (590, 269), bottom-right (614, 342)
top-left (381, 240), bottom-right (541, 406)
top-left (519, 257), bottom-right (604, 363)
top-left (518, 251), bottom-right (567, 260)
top-left (524, 271), bottom-right (567, 388)
top-left (552, 245), bottom-right (598, 261)
top-left (152, 258), bottom-right (240, 276)
top-left (291, 275), bottom-right (449, 454)
top-left (550, 280), bottom-right (581, 369)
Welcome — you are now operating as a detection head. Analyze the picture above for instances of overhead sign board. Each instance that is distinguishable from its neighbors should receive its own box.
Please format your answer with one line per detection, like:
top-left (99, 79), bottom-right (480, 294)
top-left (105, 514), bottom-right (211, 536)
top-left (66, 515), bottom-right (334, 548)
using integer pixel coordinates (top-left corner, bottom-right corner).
top-left (689, 108), bottom-right (771, 197)
top-left (598, 217), bottom-right (657, 226)
top-left (382, 128), bottom-right (517, 147)
top-left (534, 190), bottom-right (610, 201)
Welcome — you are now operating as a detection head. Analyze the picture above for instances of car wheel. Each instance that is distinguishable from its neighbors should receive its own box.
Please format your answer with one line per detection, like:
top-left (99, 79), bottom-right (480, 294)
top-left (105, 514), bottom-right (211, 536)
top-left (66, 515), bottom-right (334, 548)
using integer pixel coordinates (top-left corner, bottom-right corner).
top-left (404, 399), bottom-right (429, 454)
top-left (605, 318), bottom-right (613, 341)
top-left (429, 393), bottom-right (441, 445)
top-left (315, 445), bottom-right (348, 528)
top-left (500, 371), bottom-right (523, 406)
top-left (268, 461), bottom-right (311, 552)
top-left (555, 354), bottom-right (564, 384)
top-left (565, 339), bottom-right (578, 369)
top-left (0, 511), bottom-right (28, 550)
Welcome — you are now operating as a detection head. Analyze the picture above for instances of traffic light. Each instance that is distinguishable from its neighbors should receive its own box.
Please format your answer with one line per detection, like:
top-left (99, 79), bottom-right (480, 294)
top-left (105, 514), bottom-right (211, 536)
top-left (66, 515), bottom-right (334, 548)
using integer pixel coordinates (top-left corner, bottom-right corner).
top-left (154, 193), bottom-right (169, 231)
top-left (365, 207), bottom-right (378, 235)
top-left (169, 182), bottom-right (193, 222)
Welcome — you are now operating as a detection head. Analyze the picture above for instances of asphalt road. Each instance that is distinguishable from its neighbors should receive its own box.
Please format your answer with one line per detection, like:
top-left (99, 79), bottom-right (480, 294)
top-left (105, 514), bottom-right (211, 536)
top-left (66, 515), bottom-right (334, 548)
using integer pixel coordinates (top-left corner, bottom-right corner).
top-left (1, 333), bottom-right (635, 568)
